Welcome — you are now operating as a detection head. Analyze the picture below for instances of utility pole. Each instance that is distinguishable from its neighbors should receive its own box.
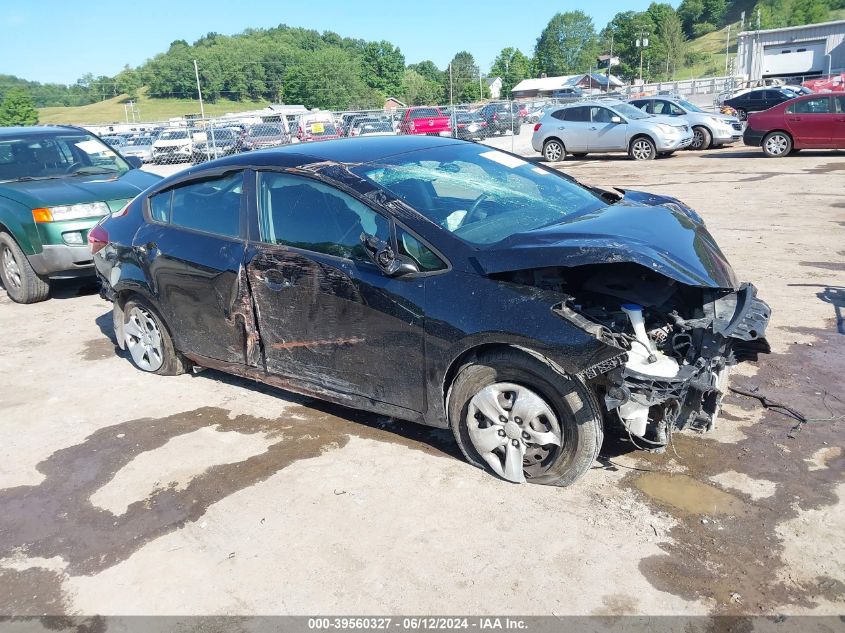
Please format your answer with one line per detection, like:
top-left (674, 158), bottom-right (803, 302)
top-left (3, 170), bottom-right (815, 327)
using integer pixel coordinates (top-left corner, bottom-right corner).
top-left (193, 59), bottom-right (211, 162)
top-left (636, 29), bottom-right (649, 83)
top-left (725, 24), bottom-right (731, 76)
top-left (607, 29), bottom-right (614, 80)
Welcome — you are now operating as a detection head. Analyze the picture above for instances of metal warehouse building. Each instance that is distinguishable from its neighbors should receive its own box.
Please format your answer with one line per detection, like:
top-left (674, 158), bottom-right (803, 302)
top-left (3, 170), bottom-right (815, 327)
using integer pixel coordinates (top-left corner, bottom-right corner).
top-left (736, 19), bottom-right (845, 80)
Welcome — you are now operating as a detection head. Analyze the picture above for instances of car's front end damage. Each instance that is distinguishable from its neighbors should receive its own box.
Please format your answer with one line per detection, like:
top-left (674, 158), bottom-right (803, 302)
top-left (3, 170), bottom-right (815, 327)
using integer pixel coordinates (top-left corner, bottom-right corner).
top-left (478, 189), bottom-right (771, 450)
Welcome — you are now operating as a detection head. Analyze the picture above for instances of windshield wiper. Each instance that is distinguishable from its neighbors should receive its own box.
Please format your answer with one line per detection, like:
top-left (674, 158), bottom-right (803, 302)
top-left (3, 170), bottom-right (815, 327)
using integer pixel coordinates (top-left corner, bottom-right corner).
top-left (3, 175), bottom-right (64, 182)
top-left (69, 166), bottom-right (120, 176)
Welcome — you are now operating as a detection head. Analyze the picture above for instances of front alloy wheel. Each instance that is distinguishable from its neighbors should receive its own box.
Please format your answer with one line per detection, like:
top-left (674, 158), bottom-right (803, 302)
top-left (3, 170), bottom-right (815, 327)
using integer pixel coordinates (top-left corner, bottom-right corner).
top-left (762, 132), bottom-right (791, 158)
top-left (629, 137), bottom-right (656, 161)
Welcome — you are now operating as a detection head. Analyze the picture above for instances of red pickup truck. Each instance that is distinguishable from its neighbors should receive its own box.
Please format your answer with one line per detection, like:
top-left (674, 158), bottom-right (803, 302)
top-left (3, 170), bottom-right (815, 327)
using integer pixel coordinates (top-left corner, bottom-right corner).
top-left (399, 107), bottom-right (452, 136)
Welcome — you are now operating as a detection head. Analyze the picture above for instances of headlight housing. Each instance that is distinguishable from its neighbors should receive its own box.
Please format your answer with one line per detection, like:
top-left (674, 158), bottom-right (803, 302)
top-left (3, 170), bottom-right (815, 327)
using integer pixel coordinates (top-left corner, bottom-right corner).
top-left (32, 202), bottom-right (111, 222)
top-left (656, 124), bottom-right (678, 135)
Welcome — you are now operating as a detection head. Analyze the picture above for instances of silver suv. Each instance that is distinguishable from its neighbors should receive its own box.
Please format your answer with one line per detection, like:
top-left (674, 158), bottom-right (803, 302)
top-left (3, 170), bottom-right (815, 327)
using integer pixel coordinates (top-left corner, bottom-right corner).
top-left (628, 97), bottom-right (742, 150)
top-left (531, 100), bottom-right (693, 162)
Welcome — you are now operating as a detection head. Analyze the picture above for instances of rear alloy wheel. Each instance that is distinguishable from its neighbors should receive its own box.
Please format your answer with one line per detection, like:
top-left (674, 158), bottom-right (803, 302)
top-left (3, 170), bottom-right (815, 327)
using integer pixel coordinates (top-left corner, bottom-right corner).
top-left (690, 126), bottom-right (712, 151)
top-left (449, 349), bottom-right (603, 486)
top-left (629, 137), bottom-right (657, 161)
top-left (762, 131), bottom-right (792, 158)
top-left (122, 299), bottom-right (189, 375)
top-left (542, 139), bottom-right (565, 162)
top-left (0, 232), bottom-right (50, 304)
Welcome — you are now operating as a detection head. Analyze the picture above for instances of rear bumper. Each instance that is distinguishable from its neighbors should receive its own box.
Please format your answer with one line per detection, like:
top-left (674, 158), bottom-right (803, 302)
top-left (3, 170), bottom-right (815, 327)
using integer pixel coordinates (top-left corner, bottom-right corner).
top-left (743, 127), bottom-right (766, 147)
top-left (28, 244), bottom-right (95, 277)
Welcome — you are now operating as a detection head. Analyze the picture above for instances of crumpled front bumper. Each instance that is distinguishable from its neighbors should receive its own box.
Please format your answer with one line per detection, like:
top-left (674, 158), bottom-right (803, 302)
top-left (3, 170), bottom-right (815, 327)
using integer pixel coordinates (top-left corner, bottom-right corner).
top-left (604, 283), bottom-right (771, 433)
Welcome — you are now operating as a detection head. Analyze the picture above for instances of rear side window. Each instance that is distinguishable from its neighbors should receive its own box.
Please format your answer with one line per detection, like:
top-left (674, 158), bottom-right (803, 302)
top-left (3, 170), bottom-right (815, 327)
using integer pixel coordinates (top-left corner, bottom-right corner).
top-left (410, 108), bottom-right (438, 119)
top-left (836, 96), bottom-right (845, 113)
top-left (550, 109), bottom-right (567, 120)
top-left (629, 100), bottom-right (648, 112)
top-left (257, 172), bottom-right (390, 259)
top-left (788, 97), bottom-right (830, 114)
top-left (563, 107), bottom-right (590, 122)
top-left (149, 172), bottom-right (243, 238)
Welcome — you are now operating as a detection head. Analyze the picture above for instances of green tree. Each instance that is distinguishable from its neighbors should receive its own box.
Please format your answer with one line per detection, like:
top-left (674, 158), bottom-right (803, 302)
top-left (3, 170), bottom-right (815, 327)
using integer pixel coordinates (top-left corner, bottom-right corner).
top-left (658, 11), bottom-right (686, 78)
top-left (601, 11), bottom-right (658, 81)
top-left (408, 60), bottom-right (443, 84)
top-left (361, 40), bottom-right (405, 96)
top-left (490, 47), bottom-right (532, 95)
top-left (401, 68), bottom-right (443, 105)
top-left (678, 0), bottom-right (705, 36)
top-left (283, 48), bottom-right (376, 110)
top-left (444, 51), bottom-right (484, 103)
top-left (534, 11), bottom-right (600, 76)
top-left (0, 88), bottom-right (39, 126)
top-left (115, 65), bottom-right (141, 100)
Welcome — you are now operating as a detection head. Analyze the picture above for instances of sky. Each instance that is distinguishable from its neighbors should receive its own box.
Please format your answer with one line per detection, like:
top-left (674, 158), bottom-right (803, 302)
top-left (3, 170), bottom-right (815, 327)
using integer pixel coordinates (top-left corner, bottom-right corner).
top-left (1, 0), bottom-right (673, 85)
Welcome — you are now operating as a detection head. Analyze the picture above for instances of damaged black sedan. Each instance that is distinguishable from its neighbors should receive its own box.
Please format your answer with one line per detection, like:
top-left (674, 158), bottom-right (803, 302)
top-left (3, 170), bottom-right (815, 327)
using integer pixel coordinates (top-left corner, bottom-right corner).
top-left (90, 136), bottom-right (770, 486)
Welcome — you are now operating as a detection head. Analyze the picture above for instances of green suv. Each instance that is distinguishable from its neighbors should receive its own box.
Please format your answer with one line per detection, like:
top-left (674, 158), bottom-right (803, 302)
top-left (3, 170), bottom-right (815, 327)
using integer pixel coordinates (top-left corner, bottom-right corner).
top-left (0, 126), bottom-right (161, 303)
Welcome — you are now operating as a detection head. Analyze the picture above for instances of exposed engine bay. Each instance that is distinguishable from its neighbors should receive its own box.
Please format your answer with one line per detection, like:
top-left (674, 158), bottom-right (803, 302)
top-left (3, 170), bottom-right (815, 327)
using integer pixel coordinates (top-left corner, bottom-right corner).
top-left (496, 263), bottom-right (772, 449)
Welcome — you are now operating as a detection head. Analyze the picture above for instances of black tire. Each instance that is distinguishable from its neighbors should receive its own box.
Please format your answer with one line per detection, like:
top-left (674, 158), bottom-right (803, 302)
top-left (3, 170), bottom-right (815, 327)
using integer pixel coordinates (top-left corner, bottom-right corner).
top-left (690, 126), bottom-right (712, 151)
top-left (571, 152), bottom-right (588, 158)
top-left (0, 232), bottom-right (50, 304)
top-left (122, 297), bottom-right (190, 376)
top-left (762, 131), bottom-right (792, 158)
top-left (448, 349), bottom-right (603, 486)
top-left (629, 136), bottom-right (657, 161)
top-left (542, 139), bottom-right (566, 162)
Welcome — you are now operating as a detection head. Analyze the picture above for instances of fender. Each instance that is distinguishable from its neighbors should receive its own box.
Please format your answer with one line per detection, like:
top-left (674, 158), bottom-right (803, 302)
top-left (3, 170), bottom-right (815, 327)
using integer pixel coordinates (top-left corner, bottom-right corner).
top-left (0, 195), bottom-right (42, 255)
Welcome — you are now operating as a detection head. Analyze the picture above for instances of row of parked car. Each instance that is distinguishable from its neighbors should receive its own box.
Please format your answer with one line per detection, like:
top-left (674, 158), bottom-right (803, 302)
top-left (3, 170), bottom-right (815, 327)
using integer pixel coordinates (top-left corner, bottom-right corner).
top-left (529, 85), bottom-right (845, 162)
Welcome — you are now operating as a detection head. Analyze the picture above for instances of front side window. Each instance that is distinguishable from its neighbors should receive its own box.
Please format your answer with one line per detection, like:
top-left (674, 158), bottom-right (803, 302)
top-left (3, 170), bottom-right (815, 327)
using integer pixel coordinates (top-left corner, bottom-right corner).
top-left (257, 172), bottom-right (389, 259)
top-left (788, 97), bottom-right (831, 114)
top-left (0, 132), bottom-right (131, 183)
top-left (151, 172), bottom-right (243, 238)
top-left (353, 144), bottom-right (605, 246)
top-left (591, 107), bottom-right (614, 123)
top-left (397, 227), bottom-right (446, 272)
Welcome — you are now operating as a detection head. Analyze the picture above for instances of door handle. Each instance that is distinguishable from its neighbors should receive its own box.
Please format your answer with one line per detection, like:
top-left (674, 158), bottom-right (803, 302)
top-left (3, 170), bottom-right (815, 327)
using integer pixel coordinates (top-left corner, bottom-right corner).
top-left (787, 117), bottom-right (802, 121)
top-left (590, 126), bottom-right (597, 130)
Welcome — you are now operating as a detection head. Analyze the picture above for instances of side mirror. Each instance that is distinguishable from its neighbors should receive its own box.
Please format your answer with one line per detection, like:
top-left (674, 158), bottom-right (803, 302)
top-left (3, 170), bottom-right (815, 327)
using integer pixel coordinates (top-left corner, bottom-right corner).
top-left (124, 155), bottom-right (143, 169)
top-left (610, 116), bottom-right (623, 124)
top-left (360, 233), bottom-right (419, 277)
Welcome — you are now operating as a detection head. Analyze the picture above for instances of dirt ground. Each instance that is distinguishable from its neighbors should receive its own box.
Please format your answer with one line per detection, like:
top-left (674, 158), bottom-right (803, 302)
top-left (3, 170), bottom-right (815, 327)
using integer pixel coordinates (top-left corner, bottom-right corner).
top-left (0, 140), bottom-right (843, 619)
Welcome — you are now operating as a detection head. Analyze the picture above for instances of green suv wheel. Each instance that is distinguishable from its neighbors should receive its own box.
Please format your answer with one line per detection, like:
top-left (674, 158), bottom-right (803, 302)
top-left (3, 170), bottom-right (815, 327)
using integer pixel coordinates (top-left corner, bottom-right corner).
top-left (0, 232), bottom-right (50, 304)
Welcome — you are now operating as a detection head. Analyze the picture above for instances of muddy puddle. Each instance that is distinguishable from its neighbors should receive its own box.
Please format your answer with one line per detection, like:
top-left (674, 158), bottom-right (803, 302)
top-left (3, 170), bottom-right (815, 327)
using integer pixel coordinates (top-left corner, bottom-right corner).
top-left (634, 473), bottom-right (747, 516)
top-left (624, 324), bottom-right (845, 614)
top-left (0, 397), bottom-right (455, 615)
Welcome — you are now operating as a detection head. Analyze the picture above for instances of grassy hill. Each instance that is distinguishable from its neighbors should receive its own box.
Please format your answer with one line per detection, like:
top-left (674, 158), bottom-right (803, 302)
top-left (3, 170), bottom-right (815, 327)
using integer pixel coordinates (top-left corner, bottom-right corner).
top-left (38, 90), bottom-right (268, 125)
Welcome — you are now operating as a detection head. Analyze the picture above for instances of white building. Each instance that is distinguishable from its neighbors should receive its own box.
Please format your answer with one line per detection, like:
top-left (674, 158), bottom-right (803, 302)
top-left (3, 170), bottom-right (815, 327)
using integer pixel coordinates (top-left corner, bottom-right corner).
top-left (735, 19), bottom-right (845, 81)
top-left (485, 77), bottom-right (502, 100)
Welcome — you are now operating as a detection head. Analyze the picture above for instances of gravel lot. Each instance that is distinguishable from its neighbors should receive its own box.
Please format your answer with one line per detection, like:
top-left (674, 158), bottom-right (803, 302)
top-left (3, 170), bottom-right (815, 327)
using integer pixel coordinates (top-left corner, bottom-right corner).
top-left (1, 137), bottom-right (843, 618)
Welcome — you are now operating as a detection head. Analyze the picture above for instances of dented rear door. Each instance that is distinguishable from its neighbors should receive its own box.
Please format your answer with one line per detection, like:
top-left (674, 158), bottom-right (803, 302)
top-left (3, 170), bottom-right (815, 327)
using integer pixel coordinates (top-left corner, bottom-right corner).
top-left (137, 169), bottom-right (252, 365)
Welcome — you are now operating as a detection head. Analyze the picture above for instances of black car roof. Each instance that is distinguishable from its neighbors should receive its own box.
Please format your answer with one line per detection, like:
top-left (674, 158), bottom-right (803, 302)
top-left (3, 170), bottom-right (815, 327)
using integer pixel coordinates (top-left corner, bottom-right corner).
top-left (207, 135), bottom-right (465, 169)
top-left (0, 125), bottom-right (88, 138)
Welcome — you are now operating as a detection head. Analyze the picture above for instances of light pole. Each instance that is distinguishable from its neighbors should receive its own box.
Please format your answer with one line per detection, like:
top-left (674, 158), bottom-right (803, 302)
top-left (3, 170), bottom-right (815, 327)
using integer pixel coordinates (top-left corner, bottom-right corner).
top-left (635, 29), bottom-right (649, 83)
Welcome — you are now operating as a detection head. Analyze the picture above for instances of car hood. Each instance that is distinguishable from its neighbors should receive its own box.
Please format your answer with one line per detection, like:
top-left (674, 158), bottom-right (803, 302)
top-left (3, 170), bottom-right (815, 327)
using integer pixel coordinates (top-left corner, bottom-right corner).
top-left (473, 190), bottom-right (738, 289)
top-left (0, 169), bottom-right (162, 208)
